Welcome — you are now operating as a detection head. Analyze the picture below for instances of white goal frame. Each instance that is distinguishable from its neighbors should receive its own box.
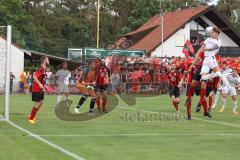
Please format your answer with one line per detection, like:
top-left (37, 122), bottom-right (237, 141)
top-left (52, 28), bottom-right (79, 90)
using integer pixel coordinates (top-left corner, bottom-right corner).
top-left (0, 25), bottom-right (11, 121)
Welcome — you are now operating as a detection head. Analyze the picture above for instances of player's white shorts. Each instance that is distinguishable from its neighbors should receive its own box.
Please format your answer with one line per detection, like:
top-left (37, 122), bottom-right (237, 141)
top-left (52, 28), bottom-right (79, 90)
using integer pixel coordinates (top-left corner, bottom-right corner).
top-left (58, 84), bottom-right (69, 93)
top-left (222, 85), bottom-right (237, 96)
top-left (201, 56), bottom-right (218, 74)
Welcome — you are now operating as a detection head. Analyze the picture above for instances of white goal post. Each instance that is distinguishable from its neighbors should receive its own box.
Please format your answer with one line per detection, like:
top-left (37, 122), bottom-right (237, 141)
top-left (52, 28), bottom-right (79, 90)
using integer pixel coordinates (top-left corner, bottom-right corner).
top-left (0, 25), bottom-right (11, 121)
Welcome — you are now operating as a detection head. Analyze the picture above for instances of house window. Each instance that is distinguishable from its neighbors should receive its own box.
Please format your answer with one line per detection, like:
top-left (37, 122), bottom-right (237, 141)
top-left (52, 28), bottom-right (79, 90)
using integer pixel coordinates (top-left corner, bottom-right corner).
top-left (190, 17), bottom-right (209, 46)
top-left (190, 30), bottom-right (207, 46)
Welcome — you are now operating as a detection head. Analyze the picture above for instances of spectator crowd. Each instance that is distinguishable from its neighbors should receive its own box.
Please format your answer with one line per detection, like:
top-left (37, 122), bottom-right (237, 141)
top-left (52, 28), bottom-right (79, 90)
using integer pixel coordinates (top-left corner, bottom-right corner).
top-left (16, 55), bottom-right (240, 95)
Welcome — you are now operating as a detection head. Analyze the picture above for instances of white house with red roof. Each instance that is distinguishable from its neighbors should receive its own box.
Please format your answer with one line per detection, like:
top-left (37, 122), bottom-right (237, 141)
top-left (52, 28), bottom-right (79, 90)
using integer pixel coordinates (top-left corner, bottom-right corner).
top-left (0, 36), bottom-right (24, 93)
top-left (117, 6), bottom-right (240, 57)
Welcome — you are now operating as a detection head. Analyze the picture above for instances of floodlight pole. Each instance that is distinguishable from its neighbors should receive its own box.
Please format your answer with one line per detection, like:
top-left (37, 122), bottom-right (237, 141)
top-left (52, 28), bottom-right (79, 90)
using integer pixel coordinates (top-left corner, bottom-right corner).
top-left (97, 0), bottom-right (100, 48)
top-left (5, 25), bottom-right (11, 121)
top-left (160, 0), bottom-right (164, 57)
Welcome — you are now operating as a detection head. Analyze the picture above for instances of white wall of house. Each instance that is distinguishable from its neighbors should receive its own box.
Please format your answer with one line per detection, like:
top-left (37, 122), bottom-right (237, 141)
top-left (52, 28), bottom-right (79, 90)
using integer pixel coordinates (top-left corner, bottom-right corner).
top-left (0, 37), bottom-right (24, 93)
top-left (151, 15), bottom-right (239, 57)
top-left (151, 23), bottom-right (191, 57)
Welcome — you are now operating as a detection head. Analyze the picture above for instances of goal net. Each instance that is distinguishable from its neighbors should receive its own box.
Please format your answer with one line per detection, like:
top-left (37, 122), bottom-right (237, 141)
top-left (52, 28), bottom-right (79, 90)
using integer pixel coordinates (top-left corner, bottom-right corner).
top-left (0, 25), bottom-right (11, 121)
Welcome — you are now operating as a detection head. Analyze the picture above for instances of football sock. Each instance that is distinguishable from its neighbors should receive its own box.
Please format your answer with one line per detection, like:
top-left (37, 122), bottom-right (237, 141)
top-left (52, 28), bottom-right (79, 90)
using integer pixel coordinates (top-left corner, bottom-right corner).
top-left (221, 97), bottom-right (226, 109)
top-left (187, 101), bottom-right (191, 115)
top-left (77, 95), bottom-right (88, 108)
top-left (29, 107), bottom-right (39, 120)
top-left (96, 98), bottom-right (101, 109)
top-left (208, 97), bottom-right (213, 110)
top-left (232, 100), bottom-right (238, 111)
top-left (213, 91), bottom-right (220, 106)
top-left (187, 85), bottom-right (195, 99)
top-left (102, 97), bottom-right (107, 110)
top-left (172, 101), bottom-right (179, 111)
top-left (89, 99), bottom-right (96, 113)
top-left (200, 89), bottom-right (208, 113)
top-left (57, 95), bottom-right (62, 104)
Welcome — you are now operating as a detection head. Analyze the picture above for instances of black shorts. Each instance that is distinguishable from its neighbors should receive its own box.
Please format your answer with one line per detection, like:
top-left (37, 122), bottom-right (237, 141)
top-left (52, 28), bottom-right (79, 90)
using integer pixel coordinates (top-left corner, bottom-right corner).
top-left (206, 87), bottom-right (213, 97)
top-left (193, 66), bottom-right (202, 81)
top-left (95, 85), bottom-right (108, 92)
top-left (195, 86), bottom-right (201, 96)
top-left (169, 86), bottom-right (180, 98)
top-left (32, 92), bottom-right (44, 102)
top-left (186, 84), bottom-right (201, 96)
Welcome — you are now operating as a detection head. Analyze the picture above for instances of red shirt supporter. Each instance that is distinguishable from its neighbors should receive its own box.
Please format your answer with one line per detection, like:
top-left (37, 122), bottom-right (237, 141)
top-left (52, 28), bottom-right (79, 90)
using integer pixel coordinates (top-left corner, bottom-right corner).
top-left (161, 73), bottom-right (168, 81)
top-left (153, 72), bottom-right (160, 83)
top-left (142, 72), bottom-right (151, 83)
top-left (32, 66), bottom-right (46, 92)
top-left (130, 71), bottom-right (139, 82)
top-left (168, 70), bottom-right (183, 87)
top-left (185, 57), bottom-right (194, 70)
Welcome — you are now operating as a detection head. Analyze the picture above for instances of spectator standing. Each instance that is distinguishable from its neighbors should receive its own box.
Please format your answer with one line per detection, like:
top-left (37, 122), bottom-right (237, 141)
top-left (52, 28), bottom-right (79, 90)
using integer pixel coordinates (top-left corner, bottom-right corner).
top-left (110, 71), bottom-right (120, 95)
top-left (10, 72), bottom-right (15, 95)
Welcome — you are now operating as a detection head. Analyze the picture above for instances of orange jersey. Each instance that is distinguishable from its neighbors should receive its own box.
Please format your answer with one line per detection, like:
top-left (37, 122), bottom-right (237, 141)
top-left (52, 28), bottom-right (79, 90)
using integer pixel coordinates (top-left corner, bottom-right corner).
top-left (77, 69), bottom-right (96, 96)
top-left (82, 69), bottom-right (95, 84)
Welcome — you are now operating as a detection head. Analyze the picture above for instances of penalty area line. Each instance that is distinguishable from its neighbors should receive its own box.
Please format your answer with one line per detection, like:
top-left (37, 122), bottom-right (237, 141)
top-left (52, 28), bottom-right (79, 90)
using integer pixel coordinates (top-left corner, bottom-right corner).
top-left (38, 133), bottom-right (240, 137)
top-left (118, 106), bottom-right (240, 128)
top-left (7, 120), bottom-right (85, 160)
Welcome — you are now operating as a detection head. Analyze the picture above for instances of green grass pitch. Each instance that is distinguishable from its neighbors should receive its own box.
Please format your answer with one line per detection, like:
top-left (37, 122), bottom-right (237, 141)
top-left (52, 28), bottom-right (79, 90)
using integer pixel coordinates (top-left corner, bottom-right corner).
top-left (1, 94), bottom-right (240, 160)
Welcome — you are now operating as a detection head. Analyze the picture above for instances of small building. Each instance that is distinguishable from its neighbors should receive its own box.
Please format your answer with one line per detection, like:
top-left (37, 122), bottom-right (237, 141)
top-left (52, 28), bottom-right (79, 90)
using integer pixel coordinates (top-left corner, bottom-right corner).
top-left (0, 36), bottom-right (80, 93)
top-left (22, 49), bottom-right (81, 72)
top-left (0, 36), bottom-right (24, 93)
top-left (116, 6), bottom-right (240, 57)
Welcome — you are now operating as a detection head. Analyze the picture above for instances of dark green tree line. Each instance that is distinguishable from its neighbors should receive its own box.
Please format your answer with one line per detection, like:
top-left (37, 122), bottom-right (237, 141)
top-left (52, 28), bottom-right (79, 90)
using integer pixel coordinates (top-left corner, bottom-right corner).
top-left (0, 0), bottom-right (239, 57)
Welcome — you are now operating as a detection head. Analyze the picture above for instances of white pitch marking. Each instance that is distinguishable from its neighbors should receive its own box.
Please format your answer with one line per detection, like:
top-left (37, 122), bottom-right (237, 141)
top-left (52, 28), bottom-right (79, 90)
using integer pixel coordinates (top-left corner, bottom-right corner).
top-left (7, 120), bottom-right (85, 160)
top-left (38, 133), bottom-right (240, 137)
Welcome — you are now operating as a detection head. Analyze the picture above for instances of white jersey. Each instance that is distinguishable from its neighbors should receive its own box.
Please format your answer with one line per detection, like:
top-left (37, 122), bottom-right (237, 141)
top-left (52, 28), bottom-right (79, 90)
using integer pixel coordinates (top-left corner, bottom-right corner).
top-left (225, 74), bottom-right (240, 87)
top-left (55, 69), bottom-right (71, 86)
top-left (221, 68), bottom-right (232, 76)
top-left (204, 37), bottom-right (221, 57)
top-left (221, 74), bottom-right (240, 96)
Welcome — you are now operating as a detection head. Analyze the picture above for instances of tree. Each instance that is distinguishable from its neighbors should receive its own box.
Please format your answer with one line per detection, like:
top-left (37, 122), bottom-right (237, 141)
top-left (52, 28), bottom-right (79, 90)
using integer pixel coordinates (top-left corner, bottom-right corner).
top-left (0, 0), bottom-right (37, 48)
top-left (216, 0), bottom-right (240, 31)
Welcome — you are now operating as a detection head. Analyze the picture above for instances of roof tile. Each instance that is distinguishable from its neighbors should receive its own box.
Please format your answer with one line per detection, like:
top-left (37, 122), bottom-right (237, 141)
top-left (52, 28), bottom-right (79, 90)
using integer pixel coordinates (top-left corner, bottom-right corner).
top-left (122, 6), bottom-right (210, 53)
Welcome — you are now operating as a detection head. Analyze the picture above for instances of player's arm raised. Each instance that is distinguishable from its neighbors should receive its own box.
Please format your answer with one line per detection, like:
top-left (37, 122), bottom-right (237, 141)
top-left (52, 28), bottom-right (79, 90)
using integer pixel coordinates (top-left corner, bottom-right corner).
top-left (186, 44), bottom-right (205, 73)
top-left (193, 44), bottom-right (205, 64)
